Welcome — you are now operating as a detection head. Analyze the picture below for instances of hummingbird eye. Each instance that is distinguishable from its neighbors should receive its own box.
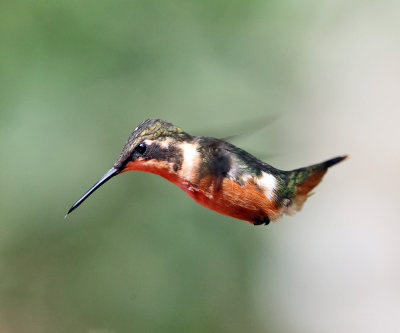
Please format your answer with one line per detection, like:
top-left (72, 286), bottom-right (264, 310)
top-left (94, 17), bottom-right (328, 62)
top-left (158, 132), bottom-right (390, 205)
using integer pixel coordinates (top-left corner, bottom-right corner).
top-left (135, 142), bottom-right (147, 155)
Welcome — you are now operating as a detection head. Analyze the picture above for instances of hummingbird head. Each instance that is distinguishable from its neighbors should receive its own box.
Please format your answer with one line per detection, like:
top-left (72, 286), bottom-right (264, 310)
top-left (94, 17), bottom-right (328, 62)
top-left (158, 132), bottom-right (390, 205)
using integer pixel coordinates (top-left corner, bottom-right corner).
top-left (113, 118), bottom-right (192, 171)
top-left (66, 118), bottom-right (193, 216)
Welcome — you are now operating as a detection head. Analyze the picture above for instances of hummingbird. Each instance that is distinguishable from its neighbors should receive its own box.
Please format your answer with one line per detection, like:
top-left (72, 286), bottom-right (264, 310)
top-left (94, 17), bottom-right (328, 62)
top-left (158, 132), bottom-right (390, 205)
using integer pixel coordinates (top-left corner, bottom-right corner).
top-left (67, 118), bottom-right (347, 225)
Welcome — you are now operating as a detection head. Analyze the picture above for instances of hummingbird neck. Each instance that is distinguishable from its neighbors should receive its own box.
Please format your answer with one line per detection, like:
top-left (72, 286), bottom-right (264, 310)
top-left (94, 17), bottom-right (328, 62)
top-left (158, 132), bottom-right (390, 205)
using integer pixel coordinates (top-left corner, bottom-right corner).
top-left (122, 139), bottom-right (202, 190)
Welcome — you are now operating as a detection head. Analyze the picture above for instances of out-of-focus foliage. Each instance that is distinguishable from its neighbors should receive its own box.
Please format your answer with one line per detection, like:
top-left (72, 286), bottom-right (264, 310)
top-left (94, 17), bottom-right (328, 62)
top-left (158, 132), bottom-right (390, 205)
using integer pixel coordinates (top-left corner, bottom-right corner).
top-left (0, 1), bottom-right (294, 332)
top-left (1, 0), bottom-right (400, 332)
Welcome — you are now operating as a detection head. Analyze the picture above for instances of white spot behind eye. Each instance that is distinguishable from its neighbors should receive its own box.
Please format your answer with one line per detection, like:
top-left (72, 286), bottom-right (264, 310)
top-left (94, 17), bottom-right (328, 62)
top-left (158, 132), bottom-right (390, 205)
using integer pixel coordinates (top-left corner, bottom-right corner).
top-left (159, 138), bottom-right (172, 148)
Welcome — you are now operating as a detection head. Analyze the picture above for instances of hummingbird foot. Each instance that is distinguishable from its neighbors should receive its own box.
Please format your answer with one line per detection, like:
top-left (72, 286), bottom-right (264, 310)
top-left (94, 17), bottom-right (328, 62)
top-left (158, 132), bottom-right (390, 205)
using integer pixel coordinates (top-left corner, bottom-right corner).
top-left (252, 216), bottom-right (270, 226)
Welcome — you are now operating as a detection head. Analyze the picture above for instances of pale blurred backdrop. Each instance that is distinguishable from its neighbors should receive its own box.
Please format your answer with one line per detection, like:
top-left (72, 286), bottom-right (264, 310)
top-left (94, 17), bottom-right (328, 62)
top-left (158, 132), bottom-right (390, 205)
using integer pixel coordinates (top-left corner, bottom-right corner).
top-left (1, 1), bottom-right (399, 332)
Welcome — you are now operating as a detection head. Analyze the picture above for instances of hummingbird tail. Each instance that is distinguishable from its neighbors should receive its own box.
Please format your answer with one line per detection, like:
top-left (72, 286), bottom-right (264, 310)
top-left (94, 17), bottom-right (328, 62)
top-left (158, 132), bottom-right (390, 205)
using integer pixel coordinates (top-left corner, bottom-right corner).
top-left (285, 155), bottom-right (348, 214)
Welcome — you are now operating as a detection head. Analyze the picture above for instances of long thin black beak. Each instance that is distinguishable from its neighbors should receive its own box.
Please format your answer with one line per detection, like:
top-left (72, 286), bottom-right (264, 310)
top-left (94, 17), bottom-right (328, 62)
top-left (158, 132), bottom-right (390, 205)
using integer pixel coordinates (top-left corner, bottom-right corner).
top-left (66, 167), bottom-right (120, 217)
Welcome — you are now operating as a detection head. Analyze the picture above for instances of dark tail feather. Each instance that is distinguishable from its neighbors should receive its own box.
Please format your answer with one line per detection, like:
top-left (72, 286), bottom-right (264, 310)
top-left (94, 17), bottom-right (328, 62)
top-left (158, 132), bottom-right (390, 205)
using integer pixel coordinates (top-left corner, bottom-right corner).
top-left (285, 155), bottom-right (348, 214)
top-left (318, 155), bottom-right (348, 170)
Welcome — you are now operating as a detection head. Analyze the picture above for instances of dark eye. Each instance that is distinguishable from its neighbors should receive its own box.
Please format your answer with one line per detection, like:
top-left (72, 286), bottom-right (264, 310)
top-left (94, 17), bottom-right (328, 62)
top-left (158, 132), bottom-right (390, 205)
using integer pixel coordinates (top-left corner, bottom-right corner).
top-left (135, 142), bottom-right (147, 155)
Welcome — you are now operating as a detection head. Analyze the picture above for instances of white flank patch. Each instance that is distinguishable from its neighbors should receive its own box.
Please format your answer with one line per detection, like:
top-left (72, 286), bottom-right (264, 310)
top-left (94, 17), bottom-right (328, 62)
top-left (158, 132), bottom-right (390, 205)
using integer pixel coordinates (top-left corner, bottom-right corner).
top-left (179, 142), bottom-right (199, 181)
top-left (257, 171), bottom-right (277, 199)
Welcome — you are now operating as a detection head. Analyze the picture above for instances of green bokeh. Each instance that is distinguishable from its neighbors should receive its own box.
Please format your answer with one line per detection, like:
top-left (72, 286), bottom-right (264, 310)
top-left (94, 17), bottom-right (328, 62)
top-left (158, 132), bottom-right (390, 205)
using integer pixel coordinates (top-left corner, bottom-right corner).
top-left (0, 1), bottom-right (306, 332)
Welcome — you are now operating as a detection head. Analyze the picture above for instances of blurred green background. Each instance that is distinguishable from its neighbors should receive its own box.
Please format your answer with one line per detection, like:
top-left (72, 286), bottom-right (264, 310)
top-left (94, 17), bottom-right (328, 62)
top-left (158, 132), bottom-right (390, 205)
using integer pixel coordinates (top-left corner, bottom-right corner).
top-left (1, 1), bottom-right (399, 332)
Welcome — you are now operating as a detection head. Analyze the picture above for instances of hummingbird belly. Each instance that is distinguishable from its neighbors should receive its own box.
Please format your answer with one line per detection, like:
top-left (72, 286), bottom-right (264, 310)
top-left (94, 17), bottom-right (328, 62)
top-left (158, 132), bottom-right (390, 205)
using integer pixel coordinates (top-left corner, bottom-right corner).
top-left (182, 175), bottom-right (280, 224)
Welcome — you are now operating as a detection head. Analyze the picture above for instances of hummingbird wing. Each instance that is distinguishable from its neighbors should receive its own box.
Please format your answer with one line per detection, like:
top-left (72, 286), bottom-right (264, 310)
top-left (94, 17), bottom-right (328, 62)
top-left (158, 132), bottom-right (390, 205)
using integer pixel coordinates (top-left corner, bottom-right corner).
top-left (196, 138), bottom-right (232, 192)
top-left (196, 137), bottom-right (270, 192)
top-left (193, 114), bottom-right (280, 142)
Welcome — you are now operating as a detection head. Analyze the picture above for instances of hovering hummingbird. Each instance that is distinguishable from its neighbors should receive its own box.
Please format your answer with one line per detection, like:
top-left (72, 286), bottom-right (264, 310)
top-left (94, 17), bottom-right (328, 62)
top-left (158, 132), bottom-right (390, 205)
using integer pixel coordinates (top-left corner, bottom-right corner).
top-left (67, 118), bottom-right (347, 225)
